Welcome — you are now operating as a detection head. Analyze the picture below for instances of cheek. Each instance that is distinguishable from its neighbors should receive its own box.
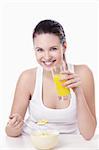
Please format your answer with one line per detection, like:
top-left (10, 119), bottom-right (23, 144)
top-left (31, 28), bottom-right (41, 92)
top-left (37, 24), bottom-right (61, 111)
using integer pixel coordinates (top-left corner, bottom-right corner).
top-left (35, 53), bottom-right (41, 60)
top-left (55, 51), bottom-right (63, 61)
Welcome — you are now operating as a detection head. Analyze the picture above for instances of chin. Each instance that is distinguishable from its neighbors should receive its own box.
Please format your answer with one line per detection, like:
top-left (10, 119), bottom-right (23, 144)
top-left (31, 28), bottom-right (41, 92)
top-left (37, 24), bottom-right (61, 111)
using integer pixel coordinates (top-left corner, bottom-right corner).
top-left (43, 66), bottom-right (52, 72)
top-left (41, 64), bottom-right (52, 71)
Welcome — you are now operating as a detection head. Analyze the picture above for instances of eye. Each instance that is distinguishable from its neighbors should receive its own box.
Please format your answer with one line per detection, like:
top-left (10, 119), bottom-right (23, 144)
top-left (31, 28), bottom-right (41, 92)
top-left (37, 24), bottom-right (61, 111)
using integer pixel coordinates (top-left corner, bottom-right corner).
top-left (36, 48), bottom-right (43, 52)
top-left (50, 47), bottom-right (58, 51)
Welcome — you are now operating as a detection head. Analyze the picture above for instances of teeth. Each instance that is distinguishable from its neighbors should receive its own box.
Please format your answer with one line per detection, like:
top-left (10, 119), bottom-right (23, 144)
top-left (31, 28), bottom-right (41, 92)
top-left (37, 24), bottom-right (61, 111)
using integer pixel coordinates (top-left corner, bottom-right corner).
top-left (42, 60), bottom-right (56, 66)
top-left (44, 62), bottom-right (52, 65)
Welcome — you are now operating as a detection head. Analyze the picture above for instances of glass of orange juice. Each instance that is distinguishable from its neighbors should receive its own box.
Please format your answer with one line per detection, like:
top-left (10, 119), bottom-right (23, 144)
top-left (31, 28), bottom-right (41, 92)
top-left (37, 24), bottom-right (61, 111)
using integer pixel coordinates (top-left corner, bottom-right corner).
top-left (51, 62), bottom-right (71, 100)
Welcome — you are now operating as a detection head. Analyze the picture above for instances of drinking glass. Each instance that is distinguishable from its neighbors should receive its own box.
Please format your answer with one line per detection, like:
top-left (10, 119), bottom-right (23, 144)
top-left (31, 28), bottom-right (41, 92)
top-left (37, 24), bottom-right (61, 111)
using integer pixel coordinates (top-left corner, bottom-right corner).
top-left (51, 61), bottom-right (71, 101)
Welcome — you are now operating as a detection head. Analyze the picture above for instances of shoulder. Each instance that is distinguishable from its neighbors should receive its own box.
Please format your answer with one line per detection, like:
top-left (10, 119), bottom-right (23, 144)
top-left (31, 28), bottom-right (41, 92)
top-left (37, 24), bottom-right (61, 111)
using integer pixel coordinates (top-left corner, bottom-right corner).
top-left (17, 68), bottom-right (37, 85)
top-left (19, 68), bottom-right (37, 81)
top-left (74, 64), bottom-right (94, 83)
top-left (74, 64), bottom-right (93, 75)
top-left (16, 67), bottom-right (37, 95)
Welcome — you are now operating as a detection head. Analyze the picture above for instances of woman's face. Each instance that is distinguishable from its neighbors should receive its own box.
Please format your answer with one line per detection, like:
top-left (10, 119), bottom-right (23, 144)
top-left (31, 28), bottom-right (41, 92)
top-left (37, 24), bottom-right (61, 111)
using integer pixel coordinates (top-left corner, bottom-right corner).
top-left (33, 33), bottom-right (66, 71)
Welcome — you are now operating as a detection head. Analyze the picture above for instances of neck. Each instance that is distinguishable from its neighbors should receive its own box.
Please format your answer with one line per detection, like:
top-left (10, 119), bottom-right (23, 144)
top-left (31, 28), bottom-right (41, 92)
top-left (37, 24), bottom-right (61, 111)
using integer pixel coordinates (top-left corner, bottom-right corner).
top-left (43, 69), bottom-right (53, 79)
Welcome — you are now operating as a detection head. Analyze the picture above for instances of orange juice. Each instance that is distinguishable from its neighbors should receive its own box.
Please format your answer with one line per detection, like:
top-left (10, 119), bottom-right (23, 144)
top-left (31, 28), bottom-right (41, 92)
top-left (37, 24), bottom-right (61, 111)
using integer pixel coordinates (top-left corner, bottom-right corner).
top-left (53, 74), bottom-right (70, 96)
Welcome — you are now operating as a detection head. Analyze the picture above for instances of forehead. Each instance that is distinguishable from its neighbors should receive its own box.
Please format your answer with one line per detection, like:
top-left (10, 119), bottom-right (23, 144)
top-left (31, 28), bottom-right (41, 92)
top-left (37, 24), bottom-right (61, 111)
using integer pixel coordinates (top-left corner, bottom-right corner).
top-left (33, 33), bottom-right (60, 48)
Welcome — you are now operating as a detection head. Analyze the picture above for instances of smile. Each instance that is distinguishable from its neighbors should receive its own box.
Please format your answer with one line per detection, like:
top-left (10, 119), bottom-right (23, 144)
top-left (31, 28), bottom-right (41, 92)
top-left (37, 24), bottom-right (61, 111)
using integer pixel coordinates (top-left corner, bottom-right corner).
top-left (42, 60), bottom-right (56, 67)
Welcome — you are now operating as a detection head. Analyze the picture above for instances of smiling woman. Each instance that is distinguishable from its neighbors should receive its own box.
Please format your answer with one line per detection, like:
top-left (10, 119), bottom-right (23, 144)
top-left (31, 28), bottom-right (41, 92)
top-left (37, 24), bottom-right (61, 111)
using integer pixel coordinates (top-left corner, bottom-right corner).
top-left (34, 33), bottom-right (65, 71)
top-left (5, 19), bottom-right (97, 140)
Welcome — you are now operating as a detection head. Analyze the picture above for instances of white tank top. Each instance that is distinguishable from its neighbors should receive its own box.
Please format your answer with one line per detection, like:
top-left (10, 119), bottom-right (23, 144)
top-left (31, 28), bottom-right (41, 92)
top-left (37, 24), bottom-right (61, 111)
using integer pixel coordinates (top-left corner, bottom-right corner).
top-left (22, 64), bottom-right (80, 135)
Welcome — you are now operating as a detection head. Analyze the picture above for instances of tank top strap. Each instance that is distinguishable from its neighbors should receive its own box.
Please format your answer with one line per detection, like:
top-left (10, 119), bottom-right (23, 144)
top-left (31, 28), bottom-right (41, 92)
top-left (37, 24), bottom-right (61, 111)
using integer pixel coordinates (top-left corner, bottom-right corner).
top-left (32, 65), bottom-right (43, 100)
top-left (67, 63), bottom-right (75, 73)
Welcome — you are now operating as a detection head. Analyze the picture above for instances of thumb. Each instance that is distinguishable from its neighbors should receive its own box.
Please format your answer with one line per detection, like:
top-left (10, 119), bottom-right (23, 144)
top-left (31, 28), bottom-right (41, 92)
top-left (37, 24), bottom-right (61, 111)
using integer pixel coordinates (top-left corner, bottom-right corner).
top-left (9, 113), bottom-right (20, 119)
top-left (9, 114), bottom-right (14, 119)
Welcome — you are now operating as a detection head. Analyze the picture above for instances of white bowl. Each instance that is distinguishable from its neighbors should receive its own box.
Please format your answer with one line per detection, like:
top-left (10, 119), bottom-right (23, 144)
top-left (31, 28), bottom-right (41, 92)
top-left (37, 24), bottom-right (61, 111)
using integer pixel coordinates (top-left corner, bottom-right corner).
top-left (31, 130), bottom-right (59, 149)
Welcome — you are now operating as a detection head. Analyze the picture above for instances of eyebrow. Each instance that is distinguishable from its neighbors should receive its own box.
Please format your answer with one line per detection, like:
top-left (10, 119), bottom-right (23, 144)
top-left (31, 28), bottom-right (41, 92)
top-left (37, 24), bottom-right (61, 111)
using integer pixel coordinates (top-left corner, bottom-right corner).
top-left (35, 45), bottom-right (58, 49)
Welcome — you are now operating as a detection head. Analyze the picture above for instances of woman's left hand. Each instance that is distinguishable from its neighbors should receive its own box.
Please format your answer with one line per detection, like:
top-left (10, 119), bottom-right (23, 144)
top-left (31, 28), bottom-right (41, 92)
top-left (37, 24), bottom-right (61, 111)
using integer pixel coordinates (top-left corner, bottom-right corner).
top-left (60, 70), bottom-right (81, 93)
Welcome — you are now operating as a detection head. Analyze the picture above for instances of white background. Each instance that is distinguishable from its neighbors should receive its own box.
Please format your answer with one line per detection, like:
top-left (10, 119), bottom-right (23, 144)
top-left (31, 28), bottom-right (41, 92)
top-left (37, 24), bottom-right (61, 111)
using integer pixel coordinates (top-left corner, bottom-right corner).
top-left (0, 0), bottom-right (99, 135)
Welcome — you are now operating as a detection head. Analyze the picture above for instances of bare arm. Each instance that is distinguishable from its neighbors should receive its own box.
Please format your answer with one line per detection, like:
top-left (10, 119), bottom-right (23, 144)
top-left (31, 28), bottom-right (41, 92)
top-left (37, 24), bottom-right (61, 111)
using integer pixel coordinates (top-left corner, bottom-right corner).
top-left (76, 66), bottom-right (96, 139)
top-left (62, 65), bottom-right (97, 140)
top-left (74, 65), bottom-right (97, 140)
top-left (5, 69), bottom-right (36, 137)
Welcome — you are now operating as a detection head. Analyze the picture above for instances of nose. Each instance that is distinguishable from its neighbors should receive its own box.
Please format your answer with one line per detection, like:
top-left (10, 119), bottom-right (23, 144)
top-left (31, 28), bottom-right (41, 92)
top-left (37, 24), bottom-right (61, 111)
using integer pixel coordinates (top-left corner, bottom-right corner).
top-left (44, 51), bottom-right (51, 60)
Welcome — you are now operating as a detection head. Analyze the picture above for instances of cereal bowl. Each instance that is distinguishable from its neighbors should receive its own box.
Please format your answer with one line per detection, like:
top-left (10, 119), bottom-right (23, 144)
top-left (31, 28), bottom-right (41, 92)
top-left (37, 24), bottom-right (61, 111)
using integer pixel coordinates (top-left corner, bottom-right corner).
top-left (31, 130), bottom-right (59, 149)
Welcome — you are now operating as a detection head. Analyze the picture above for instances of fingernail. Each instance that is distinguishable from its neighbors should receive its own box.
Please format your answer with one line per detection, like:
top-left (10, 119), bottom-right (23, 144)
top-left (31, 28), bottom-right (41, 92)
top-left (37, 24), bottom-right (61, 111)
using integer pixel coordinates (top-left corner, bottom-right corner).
top-left (9, 115), bottom-right (13, 119)
top-left (67, 85), bottom-right (70, 88)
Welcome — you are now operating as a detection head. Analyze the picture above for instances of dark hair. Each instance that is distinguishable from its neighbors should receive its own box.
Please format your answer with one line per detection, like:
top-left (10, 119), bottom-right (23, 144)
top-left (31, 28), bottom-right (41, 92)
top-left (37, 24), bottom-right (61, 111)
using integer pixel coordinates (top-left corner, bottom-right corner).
top-left (32, 19), bottom-right (66, 45)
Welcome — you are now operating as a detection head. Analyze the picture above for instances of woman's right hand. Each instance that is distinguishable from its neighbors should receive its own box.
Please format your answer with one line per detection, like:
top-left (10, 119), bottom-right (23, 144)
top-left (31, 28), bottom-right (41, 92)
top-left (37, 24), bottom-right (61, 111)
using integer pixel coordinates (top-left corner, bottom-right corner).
top-left (6, 113), bottom-right (24, 137)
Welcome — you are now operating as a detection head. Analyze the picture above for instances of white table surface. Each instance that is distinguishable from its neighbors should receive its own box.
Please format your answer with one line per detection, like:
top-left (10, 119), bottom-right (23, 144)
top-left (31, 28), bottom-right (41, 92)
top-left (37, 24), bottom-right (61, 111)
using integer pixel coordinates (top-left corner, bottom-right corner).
top-left (0, 133), bottom-right (99, 150)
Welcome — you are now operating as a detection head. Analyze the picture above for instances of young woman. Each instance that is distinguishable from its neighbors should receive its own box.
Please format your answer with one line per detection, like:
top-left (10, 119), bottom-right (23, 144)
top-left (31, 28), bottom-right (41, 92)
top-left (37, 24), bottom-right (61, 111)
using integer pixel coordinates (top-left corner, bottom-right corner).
top-left (5, 19), bottom-right (97, 140)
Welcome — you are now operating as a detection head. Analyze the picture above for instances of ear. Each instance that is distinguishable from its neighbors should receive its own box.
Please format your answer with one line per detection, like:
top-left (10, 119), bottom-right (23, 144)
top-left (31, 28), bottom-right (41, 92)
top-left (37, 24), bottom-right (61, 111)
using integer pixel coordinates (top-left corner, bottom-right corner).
top-left (63, 41), bottom-right (67, 53)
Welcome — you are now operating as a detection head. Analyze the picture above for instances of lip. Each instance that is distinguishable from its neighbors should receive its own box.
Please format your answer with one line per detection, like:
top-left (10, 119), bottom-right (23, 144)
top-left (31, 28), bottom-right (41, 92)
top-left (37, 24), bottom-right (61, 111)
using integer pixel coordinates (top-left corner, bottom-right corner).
top-left (42, 60), bottom-right (56, 67)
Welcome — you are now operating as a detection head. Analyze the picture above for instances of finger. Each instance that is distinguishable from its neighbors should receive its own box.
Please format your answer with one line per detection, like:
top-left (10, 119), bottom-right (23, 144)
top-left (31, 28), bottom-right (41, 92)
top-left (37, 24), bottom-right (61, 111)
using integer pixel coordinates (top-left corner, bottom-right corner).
top-left (60, 74), bottom-right (78, 81)
top-left (65, 74), bottom-right (78, 80)
top-left (12, 119), bottom-right (22, 127)
top-left (59, 74), bottom-right (69, 80)
top-left (60, 70), bottom-right (72, 75)
top-left (9, 115), bottom-right (13, 119)
top-left (10, 113), bottom-right (23, 122)
top-left (15, 121), bottom-right (24, 129)
top-left (67, 81), bottom-right (81, 88)
top-left (8, 117), bottom-right (17, 126)
top-left (7, 120), bottom-right (16, 128)
top-left (9, 114), bottom-right (17, 119)
top-left (63, 77), bottom-right (80, 86)
top-left (11, 113), bottom-right (22, 120)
